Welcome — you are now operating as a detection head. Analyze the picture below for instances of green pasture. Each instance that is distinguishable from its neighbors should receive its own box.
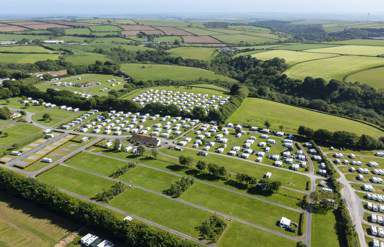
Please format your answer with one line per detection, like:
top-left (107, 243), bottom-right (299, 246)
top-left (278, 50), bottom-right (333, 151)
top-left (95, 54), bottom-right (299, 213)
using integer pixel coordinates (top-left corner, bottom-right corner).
top-left (328, 39), bottom-right (384, 46)
top-left (345, 66), bottom-right (384, 89)
top-left (252, 50), bottom-right (337, 65)
top-left (89, 25), bottom-right (121, 32)
top-left (285, 55), bottom-right (384, 81)
top-left (168, 47), bottom-right (217, 61)
top-left (64, 28), bottom-right (92, 35)
top-left (311, 212), bottom-right (339, 247)
top-left (0, 45), bottom-right (54, 53)
top-left (0, 53), bottom-right (59, 64)
top-left (64, 52), bottom-right (110, 66)
top-left (120, 63), bottom-right (237, 82)
top-left (0, 122), bottom-right (43, 153)
top-left (228, 98), bottom-right (384, 137)
top-left (306, 45), bottom-right (384, 56)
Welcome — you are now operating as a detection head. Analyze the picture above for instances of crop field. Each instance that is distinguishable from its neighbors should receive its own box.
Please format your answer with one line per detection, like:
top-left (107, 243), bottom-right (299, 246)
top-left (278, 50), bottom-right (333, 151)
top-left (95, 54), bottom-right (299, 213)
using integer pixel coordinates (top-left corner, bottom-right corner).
top-left (0, 192), bottom-right (77, 247)
top-left (37, 73), bottom-right (126, 96)
top-left (0, 45), bottom-right (55, 53)
top-left (168, 47), bottom-right (217, 61)
top-left (153, 36), bottom-right (182, 43)
top-left (273, 43), bottom-right (337, 51)
top-left (0, 53), bottom-right (59, 64)
top-left (64, 52), bottom-right (110, 66)
top-left (252, 50), bottom-right (337, 65)
top-left (284, 55), bottom-right (384, 81)
top-left (120, 63), bottom-right (237, 82)
top-left (182, 35), bottom-right (222, 44)
top-left (306, 45), bottom-right (384, 56)
top-left (228, 98), bottom-right (384, 137)
top-left (345, 66), bottom-right (384, 89)
top-left (0, 23), bottom-right (27, 32)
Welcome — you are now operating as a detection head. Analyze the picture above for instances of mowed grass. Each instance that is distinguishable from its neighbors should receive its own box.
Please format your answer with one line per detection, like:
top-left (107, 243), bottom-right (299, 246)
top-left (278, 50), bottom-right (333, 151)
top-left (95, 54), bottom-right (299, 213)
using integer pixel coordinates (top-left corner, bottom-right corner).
top-left (219, 222), bottom-right (296, 247)
top-left (311, 212), bottom-right (339, 247)
top-left (229, 98), bottom-right (384, 137)
top-left (160, 148), bottom-right (309, 190)
top-left (0, 53), bottom-right (59, 63)
top-left (0, 122), bottom-right (43, 153)
top-left (0, 45), bottom-right (54, 53)
top-left (306, 45), bottom-right (384, 56)
top-left (168, 47), bottom-right (217, 61)
top-left (120, 63), bottom-right (236, 82)
top-left (252, 50), bottom-right (337, 65)
top-left (37, 165), bottom-right (114, 197)
top-left (346, 66), bottom-right (384, 89)
top-left (0, 192), bottom-right (77, 247)
top-left (110, 188), bottom-right (211, 237)
top-left (64, 152), bottom-right (128, 176)
top-left (285, 55), bottom-right (384, 81)
top-left (64, 52), bottom-right (110, 66)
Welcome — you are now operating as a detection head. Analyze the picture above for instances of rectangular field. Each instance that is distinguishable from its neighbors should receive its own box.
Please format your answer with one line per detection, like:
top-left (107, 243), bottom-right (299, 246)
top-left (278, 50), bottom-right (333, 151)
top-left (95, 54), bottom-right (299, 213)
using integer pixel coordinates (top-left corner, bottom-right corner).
top-left (228, 98), bottom-right (384, 137)
top-left (306, 45), bottom-right (384, 56)
top-left (168, 47), bottom-right (217, 61)
top-left (0, 53), bottom-right (59, 64)
top-left (0, 45), bottom-right (54, 53)
top-left (345, 66), bottom-right (384, 89)
top-left (182, 35), bottom-right (222, 44)
top-left (252, 50), bottom-right (337, 65)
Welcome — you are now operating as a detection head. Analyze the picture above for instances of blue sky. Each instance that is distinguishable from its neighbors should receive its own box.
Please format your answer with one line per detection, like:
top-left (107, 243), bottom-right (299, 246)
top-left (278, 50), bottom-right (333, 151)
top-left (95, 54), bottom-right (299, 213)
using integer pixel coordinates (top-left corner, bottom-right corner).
top-left (1, 0), bottom-right (383, 16)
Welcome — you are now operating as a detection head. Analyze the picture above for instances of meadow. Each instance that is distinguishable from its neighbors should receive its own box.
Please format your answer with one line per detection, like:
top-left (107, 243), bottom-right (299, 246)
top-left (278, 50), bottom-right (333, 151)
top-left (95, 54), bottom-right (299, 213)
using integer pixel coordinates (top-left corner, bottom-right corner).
top-left (345, 66), bottom-right (384, 89)
top-left (252, 50), bottom-right (337, 65)
top-left (328, 39), bottom-right (384, 46)
top-left (0, 192), bottom-right (77, 247)
top-left (0, 53), bottom-right (59, 64)
top-left (89, 25), bottom-right (122, 32)
top-left (284, 55), bottom-right (384, 81)
top-left (120, 63), bottom-right (237, 82)
top-left (228, 98), bottom-right (384, 137)
top-left (168, 47), bottom-right (217, 61)
top-left (64, 52), bottom-right (110, 66)
top-left (0, 45), bottom-right (55, 53)
top-left (311, 212), bottom-right (339, 247)
top-left (64, 28), bottom-right (92, 35)
top-left (306, 45), bottom-right (384, 56)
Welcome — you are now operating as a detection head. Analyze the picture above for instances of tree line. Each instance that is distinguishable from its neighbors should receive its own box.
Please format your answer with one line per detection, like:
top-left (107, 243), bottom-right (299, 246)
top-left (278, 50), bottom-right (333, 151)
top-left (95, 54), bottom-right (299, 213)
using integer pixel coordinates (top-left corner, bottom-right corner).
top-left (298, 126), bottom-right (384, 150)
top-left (0, 168), bottom-right (197, 247)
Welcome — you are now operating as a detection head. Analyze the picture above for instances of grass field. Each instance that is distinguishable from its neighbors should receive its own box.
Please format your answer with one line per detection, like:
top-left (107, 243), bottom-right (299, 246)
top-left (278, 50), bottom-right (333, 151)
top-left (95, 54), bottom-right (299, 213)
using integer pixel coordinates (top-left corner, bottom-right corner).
top-left (0, 53), bottom-right (59, 63)
top-left (154, 36), bottom-right (183, 43)
top-left (329, 39), bottom-right (384, 46)
top-left (228, 98), bottom-right (384, 137)
top-left (0, 122), bottom-right (43, 153)
top-left (285, 55), bottom-right (384, 81)
top-left (64, 28), bottom-right (91, 35)
top-left (64, 52), bottom-right (110, 66)
top-left (306, 45), bottom-right (384, 56)
top-left (38, 165), bottom-right (114, 197)
top-left (168, 47), bottom-right (217, 61)
top-left (345, 66), bottom-right (384, 89)
top-left (311, 212), bottom-right (339, 247)
top-left (89, 25), bottom-right (121, 32)
top-left (120, 63), bottom-right (237, 82)
top-left (37, 73), bottom-right (126, 96)
top-left (0, 192), bottom-right (77, 247)
top-left (274, 43), bottom-right (337, 51)
top-left (219, 222), bottom-right (296, 247)
top-left (0, 45), bottom-right (54, 53)
top-left (121, 84), bottom-right (228, 99)
top-left (252, 50), bottom-right (337, 65)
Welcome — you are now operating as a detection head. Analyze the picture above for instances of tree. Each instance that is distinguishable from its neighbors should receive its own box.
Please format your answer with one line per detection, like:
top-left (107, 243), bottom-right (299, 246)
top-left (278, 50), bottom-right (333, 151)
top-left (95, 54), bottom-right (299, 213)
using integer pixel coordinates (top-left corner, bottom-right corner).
top-left (0, 107), bottom-right (11, 120)
top-left (191, 107), bottom-right (207, 120)
top-left (150, 149), bottom-right (158, 159)
top-left (42, 113), bottom-right (51, 122)
top-left (135, 145), bottom-right (145, 156)
top-left (113, 139), bottom-right (122, 152)
top-left (198, 215), bottom-right (226, 242)
top-left (264, 120), bottom-right (271, 129)
top-left (298, 126), bottom-right (314, 138)
top-left (179, 155), bottom-right (193, 167)
top-left (196, 160), bottom-right (207, 172)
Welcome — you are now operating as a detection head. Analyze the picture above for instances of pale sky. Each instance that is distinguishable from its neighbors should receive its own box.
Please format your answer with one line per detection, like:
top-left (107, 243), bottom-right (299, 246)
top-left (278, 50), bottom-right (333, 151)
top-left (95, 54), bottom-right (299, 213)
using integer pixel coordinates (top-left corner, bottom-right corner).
top-left (1, 0), bottom-right (384, 17)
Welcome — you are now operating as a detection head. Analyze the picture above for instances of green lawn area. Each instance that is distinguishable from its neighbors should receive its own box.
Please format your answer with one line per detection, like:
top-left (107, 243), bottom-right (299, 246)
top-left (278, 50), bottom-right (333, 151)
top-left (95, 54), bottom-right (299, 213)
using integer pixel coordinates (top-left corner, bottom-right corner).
top-left (64, 52), bottom-right (110, 66)
top-left (37, 165), bottom-right (114, 197)
top-left (0, 191), bottom-right (77, 247)
top-left (36, 73), bottom-right (126, 96)
top-left (229, 98), bottom-right (384, 137)
top-left (180, 183), bottom-right (301, 233)
top-left (89, 25), bottom-right (122, 32)
top-left (0, 122), bottom-right (43, 153)
top-left (345, 66), bottom-right (384, 89)
top-left (219, 222), bottom-right (296, 247)
top-left (285, 55), bottom-right (384, 81)
top-left (64, 28), bottom-right (91, 35)
top-left (160, 148), bottom-right (309, 191)
top-left (168, 47), bottom-right (217, 61)
top-left (120, 63), bottom-right (236, 82)
top-left (0, 45), bottom-right (55, 53)
top-left (252, 50), bottom-right (337, 65)
top-left (0, 53), bottom-right (59, 63)
top-left (306, 45), bottom-right (384, 56)
top-left (110, 188), bottom-right (211, 237)
top-left (311, 212), bottom-right (339, 247)
top-left (64, 152), bottom-right (128, 176)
